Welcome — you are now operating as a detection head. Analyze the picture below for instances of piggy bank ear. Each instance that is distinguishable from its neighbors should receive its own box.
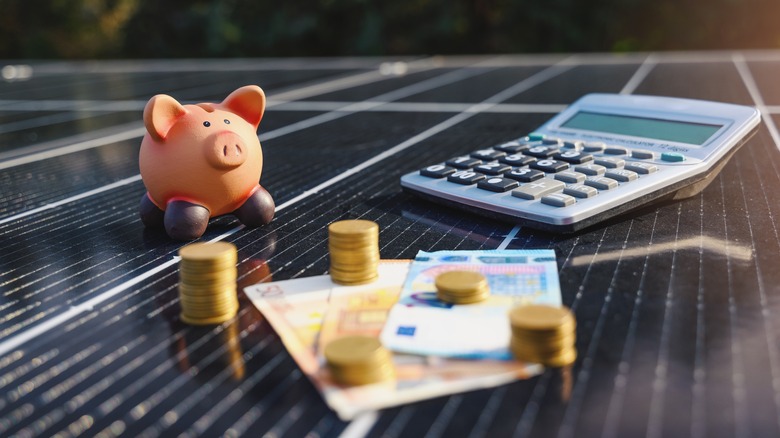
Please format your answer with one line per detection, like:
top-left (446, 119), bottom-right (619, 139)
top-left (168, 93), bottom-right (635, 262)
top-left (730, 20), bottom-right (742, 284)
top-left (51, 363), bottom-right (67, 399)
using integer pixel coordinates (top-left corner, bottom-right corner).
top-left (221, 85), bottom-right (266, 130)
top-left (143, 94), bottom-right (188, 142)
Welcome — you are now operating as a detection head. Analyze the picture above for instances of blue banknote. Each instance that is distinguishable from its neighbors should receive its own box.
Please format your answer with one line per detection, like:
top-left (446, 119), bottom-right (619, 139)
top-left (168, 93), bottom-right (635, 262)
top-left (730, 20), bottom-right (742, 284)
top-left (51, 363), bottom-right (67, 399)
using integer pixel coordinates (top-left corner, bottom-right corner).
top-left (380, 249), bottom-right (562, 360)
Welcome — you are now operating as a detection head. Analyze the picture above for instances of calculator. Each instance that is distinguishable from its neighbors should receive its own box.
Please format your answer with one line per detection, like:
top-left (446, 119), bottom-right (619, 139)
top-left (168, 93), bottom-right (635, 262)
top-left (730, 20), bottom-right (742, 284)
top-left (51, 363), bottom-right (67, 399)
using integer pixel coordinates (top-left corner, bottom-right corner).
top-left (401, 93), bottom-right (761, 232)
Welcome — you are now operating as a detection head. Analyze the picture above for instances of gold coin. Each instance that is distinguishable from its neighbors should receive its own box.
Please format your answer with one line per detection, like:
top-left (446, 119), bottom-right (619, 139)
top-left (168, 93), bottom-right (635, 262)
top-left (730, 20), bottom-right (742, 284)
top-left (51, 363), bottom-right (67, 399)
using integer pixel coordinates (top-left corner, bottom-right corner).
top-left (512, 344), bottom-right (577, 368)
top-left (435, 271), bottom-right (488, 295)
top-left (179, 304), bottom-right (238, 325)
top-left (179, 242), bottom-right (237, 261)
top-left (438, 289), bottom-right (490, 304)
top-left (509, 305), bottom-right (575, 332)
top-left (180, 261), bottom-right (237, 273)
top-left (324, 335), bottom-right (387, 367)
top-left (179, 283), bottom-right (237, 296)
top-left (328, 220), bottom-right (379, 238)
top-left (330, 363), bottom-right (395, 386)
top-left (329, 262), bottom-right (379, 271)
top-left (180, 296), bottom-right (237, 310)
top-left (329, 269), bottom-right (379, 281)
top-left (179, 273), bottom-right (238, 286)
top-left (328, 235), bottom-right (378, 245)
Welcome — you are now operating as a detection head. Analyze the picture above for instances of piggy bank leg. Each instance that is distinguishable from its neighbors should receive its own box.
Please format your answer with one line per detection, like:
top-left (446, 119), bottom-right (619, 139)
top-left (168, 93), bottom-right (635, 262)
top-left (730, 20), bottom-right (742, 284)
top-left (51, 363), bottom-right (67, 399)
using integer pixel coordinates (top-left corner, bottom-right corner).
top-left (164, 200), bottom-right (210, 240)
top-left (233, 185), bottom-right (275, 227)
top-left (140, 193), bottom-right (165, 228)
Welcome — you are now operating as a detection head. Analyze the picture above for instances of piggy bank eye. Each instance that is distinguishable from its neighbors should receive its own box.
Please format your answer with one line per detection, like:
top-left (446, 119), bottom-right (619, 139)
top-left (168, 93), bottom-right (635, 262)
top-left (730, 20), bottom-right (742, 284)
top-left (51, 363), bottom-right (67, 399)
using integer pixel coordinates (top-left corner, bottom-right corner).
top-left (224, 119), bottom-right (230, 124)
top-left (203, 121), bottom-right (211, 127)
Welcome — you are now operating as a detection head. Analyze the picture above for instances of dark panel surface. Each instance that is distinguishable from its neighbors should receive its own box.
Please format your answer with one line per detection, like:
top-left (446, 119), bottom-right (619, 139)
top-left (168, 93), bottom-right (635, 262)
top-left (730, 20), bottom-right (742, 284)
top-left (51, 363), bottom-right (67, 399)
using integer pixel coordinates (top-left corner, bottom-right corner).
top-left (1, 53), bottom-right (780, 438)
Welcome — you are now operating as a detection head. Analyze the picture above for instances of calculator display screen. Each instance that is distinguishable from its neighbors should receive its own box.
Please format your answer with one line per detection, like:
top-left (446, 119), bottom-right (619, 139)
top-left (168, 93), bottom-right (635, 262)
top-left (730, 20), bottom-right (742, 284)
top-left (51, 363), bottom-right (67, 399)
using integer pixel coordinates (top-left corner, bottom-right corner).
top-left (560, 111), bottom-right (723, 145)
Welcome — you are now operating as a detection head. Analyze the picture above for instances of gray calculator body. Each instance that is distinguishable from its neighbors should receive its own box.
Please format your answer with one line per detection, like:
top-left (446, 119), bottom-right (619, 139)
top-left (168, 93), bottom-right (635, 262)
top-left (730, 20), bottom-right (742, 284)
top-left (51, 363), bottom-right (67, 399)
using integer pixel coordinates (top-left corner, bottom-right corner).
top-left (401, 94), bottom-right (761, 232)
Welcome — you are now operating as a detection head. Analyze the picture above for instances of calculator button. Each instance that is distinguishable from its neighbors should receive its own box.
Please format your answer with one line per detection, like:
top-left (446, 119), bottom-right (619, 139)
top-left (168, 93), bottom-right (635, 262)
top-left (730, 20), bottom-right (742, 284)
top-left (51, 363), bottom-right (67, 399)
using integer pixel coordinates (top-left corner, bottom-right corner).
top-left (564, 184), bottom-right (598, 198)
top-left (447, 170), bottom-right (486, 185)
top-left (471, 149), bottom-right (506, 160)
top-left (631, 149), bottom-right (656, 159)
top-left (542, 193), bottom-right (576, 207)
top-left (542, 137), bottom-right (562, 145)
top-left (526, 132), bottom-right (546, 141)
top-left (604, 146), bottom-right (629, 155)
top-left (582, 142), bottom-right (606, 152)
top-left (511, 178), bottom-right (566, 200)
top-left (500, 154), bottom-right (536, 166)
top-left (420, 164), bottom-right (457, 178)
top-left (446, 156), bottom-right (482, 169)
top-left (474, 162), bottom-right (511, 175)
top-left (505, 168), bottom-right (545, 182)
top-left (584, 176), bottom-right (619, 190)
top-left (525, 145), bottom-right (560, 158)
top-left (574, 163), bottom-right (607, 176)
top-left (562, 140), bottom-right (583, 150)
top-left (593, 157), bottom-right (625, 168)
top-left (494, 141), bottom-right (530, 153)
top-left (605, 169), bottom-right (639, 182)
top-left (624, 162), bottom-right (658, 174)
top-left (530, 159), bottom-right (569, 173)
top-left (553, 150), bottom-right (594, 164)
top-left (661, 152), bottom-right (686, 162)
top-left (478, 177), bottom-right (520, 193)
top-left (555, 171), bottom-right (586, 184)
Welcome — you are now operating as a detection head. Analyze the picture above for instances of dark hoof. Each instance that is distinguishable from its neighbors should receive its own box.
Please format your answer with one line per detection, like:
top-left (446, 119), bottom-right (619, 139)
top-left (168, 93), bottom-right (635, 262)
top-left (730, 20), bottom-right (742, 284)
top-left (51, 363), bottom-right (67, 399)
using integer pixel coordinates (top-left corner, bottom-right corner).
top-left (234, 186), bottom-right (275, 227)
top-left (164, 200), bottom-right (210, 240)
top-left (140, 193), bottom-right (165, 228)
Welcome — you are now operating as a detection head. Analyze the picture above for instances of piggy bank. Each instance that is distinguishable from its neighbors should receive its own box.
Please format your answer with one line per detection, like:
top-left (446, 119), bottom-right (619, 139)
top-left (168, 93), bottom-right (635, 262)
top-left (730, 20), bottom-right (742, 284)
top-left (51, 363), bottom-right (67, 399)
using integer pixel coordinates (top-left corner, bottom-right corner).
top-left (138, 85), bottom-right (275, 240)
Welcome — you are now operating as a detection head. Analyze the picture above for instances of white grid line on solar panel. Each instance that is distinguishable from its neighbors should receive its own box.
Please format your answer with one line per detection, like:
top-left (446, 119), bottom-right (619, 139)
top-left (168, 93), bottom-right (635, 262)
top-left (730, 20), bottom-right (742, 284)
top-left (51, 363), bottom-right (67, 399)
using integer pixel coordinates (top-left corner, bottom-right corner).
top-left (0, 59), bottom-right (575, 358)
top-left (339, 411), bottom-right (379, 438)
top-left (733, 53), bottom-right (780, 151)
top-left (4, 57), bottom-right (422, 75)
top-left (620, 54), bottom-right (658, 95)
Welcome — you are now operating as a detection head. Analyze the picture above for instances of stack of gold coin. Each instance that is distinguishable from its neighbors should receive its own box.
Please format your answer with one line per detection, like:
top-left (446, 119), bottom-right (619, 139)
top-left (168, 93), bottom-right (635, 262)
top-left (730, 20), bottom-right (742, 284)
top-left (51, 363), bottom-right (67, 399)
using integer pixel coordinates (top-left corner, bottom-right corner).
top-left (435, 270), bottom-right (490, 304)
top-left (178, 242), bottom-right (239, 325)
top-left (324, 335), bottom-right (395, 386)
top-left (328, 220), bottom-right (380, 285)
top-left (509, 304), bottom-right (577, 367)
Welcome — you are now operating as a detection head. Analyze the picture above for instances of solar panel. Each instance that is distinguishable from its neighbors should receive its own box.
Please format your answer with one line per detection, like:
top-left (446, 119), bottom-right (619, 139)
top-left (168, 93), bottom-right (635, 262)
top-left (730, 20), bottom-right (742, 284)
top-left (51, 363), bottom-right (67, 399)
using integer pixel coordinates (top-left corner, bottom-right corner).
top-left (1, 52), bottom-right (780, 437)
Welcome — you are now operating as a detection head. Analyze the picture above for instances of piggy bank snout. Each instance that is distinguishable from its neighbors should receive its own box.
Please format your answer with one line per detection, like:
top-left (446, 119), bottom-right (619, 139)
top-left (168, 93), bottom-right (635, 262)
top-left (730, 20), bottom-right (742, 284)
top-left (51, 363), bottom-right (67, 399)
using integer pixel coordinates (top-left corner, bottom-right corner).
top-left (204, 131), bottom-right (249, 169)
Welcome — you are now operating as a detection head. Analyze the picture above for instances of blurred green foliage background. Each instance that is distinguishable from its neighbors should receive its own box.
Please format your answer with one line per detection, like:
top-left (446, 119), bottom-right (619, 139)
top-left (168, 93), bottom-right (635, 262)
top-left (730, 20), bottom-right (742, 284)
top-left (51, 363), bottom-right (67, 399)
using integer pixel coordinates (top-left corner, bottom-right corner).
top-left (2, 0), bottom-right (780, 59)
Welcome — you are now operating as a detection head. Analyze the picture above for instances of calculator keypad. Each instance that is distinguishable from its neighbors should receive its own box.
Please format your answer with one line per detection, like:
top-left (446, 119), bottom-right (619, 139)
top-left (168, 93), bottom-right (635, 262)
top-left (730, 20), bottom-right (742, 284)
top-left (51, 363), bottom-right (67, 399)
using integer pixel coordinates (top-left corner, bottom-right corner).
top-left (530, 159), bottom-right (569, 173)
top-left (446, 156), bottom-right (482, 169)
top-left (413, 134), bottom-right (664, 224)
top-left (478, 177), bottom-right (519, 192)
top-left (512, 178), bottom-right (565, 200)
top-left (447, 170), bottom-right (485, 185)
top-left (505, 168), bottom-right (545, 182)
top-left (421, 164), bottom-right (456, 178)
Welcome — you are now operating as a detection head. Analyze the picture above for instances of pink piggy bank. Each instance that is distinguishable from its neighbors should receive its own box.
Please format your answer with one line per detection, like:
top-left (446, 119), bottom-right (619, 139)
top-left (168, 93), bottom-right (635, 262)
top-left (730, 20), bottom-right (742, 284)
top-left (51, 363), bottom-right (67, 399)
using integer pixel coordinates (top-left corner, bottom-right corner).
top-left (138, 85), bottom-right (275, 240)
